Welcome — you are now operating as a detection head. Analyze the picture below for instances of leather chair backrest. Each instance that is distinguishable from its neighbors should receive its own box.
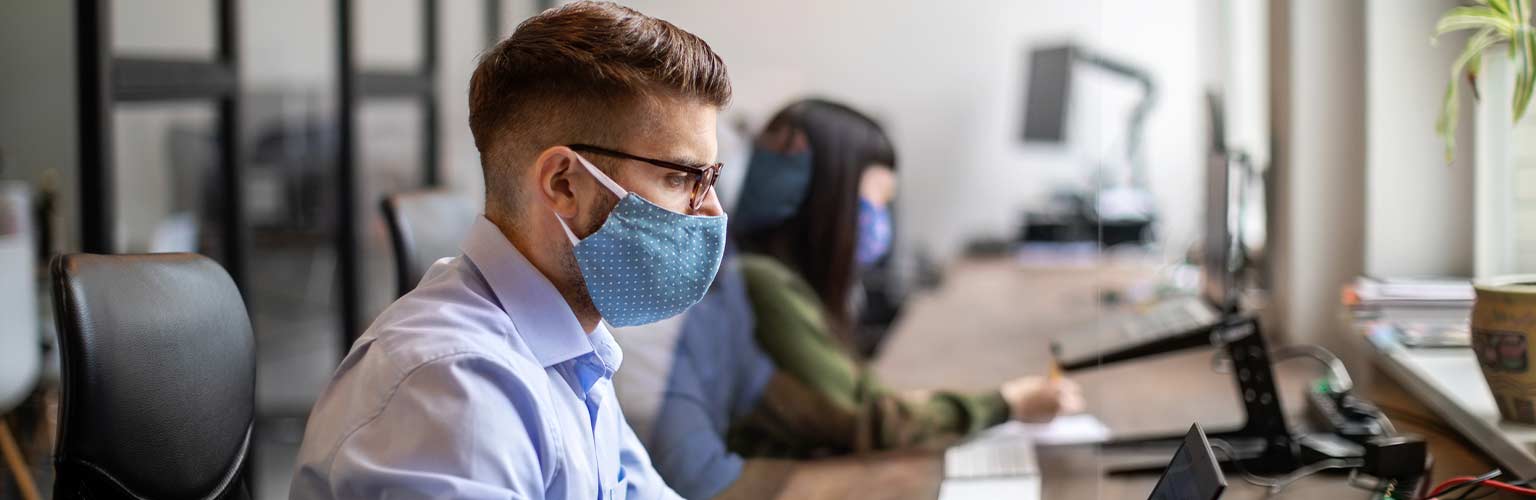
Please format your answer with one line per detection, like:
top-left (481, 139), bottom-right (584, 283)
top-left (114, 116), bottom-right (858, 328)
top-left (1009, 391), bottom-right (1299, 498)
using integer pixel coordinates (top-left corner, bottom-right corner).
top-left (381, 190), bottom-right (477, 297)
top-left (51, 253), bottom-right (253, 500)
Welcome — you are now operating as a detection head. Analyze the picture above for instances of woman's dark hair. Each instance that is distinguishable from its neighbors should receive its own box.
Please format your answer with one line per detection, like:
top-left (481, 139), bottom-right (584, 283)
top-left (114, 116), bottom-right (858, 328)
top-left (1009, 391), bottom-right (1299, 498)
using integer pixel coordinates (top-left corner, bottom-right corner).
top-left (739, 98), bottom-right (897, 334)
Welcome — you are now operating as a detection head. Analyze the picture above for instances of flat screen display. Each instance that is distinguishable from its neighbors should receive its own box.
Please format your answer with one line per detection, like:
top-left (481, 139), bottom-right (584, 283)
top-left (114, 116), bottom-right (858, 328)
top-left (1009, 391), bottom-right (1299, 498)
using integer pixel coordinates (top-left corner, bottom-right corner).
top-left (1022, 45), bottom-right (1074, 143)
top-left (1147, 424), bottom-right (1226, 500)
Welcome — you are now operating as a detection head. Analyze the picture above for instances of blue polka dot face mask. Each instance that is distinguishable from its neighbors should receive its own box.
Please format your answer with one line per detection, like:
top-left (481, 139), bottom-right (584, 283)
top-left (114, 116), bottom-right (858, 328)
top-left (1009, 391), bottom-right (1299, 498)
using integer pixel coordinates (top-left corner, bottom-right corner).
top-left (555, 153), bottom-right (728, 327)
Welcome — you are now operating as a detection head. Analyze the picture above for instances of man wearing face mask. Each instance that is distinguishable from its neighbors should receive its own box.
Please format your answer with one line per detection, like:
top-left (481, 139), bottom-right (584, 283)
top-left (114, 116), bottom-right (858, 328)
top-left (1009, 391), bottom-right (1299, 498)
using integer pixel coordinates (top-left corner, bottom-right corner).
top-left (290, 3), bottom-right (728, 499)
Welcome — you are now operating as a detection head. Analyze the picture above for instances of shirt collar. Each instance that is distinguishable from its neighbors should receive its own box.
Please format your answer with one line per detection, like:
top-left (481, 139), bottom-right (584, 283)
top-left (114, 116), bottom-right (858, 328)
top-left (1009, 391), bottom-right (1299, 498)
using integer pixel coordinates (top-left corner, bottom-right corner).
top-left (587, 323), bottom-right (623, 375)
top-left (563, 325), bottom-right (624, 398)
top-left (462, 215), bottom-right (614, 369)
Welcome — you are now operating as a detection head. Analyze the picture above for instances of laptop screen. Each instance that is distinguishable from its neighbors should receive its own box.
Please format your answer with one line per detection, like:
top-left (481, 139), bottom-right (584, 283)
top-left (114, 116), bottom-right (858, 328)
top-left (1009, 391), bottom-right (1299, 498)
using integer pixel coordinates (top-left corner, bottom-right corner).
top-left (1148, 424), bottom-right (1226, 500)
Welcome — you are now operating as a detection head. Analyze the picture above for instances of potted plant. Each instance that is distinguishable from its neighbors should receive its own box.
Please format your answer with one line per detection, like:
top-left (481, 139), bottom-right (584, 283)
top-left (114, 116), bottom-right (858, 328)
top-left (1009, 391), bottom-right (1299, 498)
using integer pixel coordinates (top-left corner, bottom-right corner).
top-left (1436, 0), bottom-right (1536, 424)
top-left (1435, 0), bottom-right (1535, 163)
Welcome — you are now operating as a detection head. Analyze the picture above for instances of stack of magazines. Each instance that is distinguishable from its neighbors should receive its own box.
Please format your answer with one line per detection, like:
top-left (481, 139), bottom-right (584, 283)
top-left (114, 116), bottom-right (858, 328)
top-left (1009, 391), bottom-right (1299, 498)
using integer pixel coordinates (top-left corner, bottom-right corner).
top-left (1344, 276), bottom-right (1473, 348)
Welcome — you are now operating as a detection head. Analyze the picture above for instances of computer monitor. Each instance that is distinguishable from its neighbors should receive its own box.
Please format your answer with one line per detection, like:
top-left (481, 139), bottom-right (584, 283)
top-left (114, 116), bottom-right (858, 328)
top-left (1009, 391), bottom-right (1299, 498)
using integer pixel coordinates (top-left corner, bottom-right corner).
top-left (1022, 45), bottom-right (1074, 143)
top-left (1147, 423), bottom-right (1227, 500)
top-left (1201, 92), bottom-right (1235, 311)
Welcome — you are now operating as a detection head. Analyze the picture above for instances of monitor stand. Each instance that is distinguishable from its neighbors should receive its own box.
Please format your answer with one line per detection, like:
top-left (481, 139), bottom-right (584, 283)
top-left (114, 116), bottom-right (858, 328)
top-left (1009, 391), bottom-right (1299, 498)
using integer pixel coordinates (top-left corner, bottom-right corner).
top-left (1101, 316), bottom-right (1302, 475)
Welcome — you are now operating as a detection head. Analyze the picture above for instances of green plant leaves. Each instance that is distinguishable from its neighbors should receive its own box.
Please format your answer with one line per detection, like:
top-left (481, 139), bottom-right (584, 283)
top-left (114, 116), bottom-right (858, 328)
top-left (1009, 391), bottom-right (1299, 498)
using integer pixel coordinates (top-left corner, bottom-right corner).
top-left (1515, 27), bottom-right (1536, 123)
top-left (1486, 0), bottom-right (1514, 17)
top-left (1510, 0), bottom-right (1529, 60)
top-left (1439, 28), bottom-right (1502, 163)
top-left (1434, 0), bottom-right (1535, 163)
top-left (1514, 0), bottom-right (1536, 123)
top-left (1439, 82), bottom-right (1461, 165)
top-left (1436, 5), bottom-right (1517, 39)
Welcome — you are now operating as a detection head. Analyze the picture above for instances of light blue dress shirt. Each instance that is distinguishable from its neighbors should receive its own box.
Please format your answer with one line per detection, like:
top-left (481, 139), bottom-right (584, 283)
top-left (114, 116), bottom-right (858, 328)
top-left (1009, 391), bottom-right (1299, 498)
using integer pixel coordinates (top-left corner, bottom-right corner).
top-left (291, 216), bottom-right (682, 500)
top-left (611, 249), bottom-right (774, 499)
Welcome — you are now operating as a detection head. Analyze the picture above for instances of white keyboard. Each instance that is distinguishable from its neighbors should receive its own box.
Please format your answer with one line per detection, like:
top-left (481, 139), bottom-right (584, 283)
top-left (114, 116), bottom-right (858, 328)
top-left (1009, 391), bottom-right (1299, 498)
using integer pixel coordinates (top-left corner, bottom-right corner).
top-left (945, 435), bottom-right (1039, 479)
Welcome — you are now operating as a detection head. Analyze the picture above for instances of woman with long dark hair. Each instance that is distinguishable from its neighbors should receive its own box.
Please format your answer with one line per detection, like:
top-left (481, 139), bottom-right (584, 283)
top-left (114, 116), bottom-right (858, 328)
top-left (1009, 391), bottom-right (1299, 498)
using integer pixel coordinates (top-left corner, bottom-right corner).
top-left (729, 98), bottom-right (1083, 457)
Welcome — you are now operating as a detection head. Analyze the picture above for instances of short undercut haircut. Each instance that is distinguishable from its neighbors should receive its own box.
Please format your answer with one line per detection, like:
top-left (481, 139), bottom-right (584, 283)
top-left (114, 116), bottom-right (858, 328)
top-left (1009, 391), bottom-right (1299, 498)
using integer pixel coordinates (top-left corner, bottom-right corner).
top-left (468, 1), bottom-right (731, 214)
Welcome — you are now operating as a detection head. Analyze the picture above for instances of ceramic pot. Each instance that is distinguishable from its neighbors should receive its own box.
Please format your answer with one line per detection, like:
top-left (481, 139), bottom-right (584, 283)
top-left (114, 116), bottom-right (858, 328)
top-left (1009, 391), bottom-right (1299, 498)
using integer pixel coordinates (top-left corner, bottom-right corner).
top-left (1472, 276), bottom-right (1536, 424)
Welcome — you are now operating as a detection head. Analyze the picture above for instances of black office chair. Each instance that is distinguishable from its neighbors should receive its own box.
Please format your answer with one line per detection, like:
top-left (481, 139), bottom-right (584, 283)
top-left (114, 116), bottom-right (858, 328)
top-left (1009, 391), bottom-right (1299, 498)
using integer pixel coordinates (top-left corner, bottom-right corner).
top-left (50, 253), bottom-right (254, 500)
top-left (381, 190), bottom-right (477, 297)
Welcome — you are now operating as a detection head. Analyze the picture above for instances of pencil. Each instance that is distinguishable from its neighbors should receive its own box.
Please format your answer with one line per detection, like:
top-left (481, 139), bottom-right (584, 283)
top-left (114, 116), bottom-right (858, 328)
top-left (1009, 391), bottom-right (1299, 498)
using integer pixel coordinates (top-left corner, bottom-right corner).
top-left (1049, 343), bottom-right (1063, 381)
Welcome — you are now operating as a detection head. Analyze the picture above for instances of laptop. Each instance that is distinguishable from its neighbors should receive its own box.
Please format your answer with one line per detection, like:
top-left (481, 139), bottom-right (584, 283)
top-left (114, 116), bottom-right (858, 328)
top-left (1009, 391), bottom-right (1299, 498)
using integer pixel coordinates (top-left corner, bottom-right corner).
top-left (1147, 423), bottom-right (1227, 500)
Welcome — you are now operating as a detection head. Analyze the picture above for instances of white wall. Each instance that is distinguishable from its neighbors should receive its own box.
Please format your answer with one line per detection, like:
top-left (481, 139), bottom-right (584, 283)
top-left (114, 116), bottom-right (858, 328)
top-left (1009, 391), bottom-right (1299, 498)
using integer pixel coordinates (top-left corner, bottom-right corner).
top-left (1364, 0), bottom-right (1476, 277)
top-left (616, 0), bottom-right (1216, 262)
top-left (1270, 0), bottom-right (1367, 342)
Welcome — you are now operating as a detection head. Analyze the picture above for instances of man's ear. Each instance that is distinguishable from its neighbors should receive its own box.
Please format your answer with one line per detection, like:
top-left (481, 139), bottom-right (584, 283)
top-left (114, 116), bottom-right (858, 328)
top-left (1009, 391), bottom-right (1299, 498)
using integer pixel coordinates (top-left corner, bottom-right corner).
top-left (535, 146), bottom-right (581, 219)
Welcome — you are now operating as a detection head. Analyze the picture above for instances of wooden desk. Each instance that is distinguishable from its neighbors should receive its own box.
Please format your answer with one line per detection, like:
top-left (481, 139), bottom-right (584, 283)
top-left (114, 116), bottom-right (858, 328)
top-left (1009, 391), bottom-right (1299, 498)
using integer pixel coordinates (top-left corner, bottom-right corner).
top-left (773, 258), bottom-right (1515, 499)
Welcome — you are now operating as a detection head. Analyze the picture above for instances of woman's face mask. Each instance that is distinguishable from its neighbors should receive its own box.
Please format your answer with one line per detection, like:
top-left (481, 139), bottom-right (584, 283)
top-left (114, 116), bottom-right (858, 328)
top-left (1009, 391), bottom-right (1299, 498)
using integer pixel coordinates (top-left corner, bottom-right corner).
top-left (732, 148), bottom-right (813, 231)
top-left (855, 197), bottom-right (892, 267)
top-left (856, 165), bottom-right (898, 267)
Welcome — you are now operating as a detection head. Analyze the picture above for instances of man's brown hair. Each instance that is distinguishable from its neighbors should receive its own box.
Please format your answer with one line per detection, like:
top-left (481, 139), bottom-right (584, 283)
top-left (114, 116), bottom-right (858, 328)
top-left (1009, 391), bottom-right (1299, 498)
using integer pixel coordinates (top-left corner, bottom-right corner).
top-left (468, 1), bottom-right (731, 214)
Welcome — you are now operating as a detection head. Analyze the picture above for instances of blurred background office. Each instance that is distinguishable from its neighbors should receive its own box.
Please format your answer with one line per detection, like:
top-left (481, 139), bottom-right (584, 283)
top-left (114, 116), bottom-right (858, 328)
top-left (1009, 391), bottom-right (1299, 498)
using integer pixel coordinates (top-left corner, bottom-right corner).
top-left (1, 0), bottom-right (1530, 499)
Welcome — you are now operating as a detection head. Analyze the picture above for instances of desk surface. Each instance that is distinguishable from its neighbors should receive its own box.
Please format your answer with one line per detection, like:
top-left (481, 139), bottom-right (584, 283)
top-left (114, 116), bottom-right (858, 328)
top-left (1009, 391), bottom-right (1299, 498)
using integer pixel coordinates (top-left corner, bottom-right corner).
top-left (772, 257), bottom-right (1516, 499)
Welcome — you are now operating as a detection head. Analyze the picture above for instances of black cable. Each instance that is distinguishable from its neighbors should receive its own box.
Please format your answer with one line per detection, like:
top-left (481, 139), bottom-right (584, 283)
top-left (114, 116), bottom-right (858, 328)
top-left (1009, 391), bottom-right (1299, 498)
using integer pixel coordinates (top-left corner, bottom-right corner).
top-left (1432, 469), bottom-right (1501, 500)
top-left (1210, 438), bottom-right (1362, 495)
top-left (1271, 344), bottom-right (1355, 392)
top-left (1448, 480), bottom-right (1494, 500)
top-left (1206, 439), bottom-right (1275, 489)
top-left (1439, 474), bottom-right (1499, 500)
top-left (1361, 405), bottom-right (1399, 436)
top-left (1454, 477), bottom-right (1534, 500)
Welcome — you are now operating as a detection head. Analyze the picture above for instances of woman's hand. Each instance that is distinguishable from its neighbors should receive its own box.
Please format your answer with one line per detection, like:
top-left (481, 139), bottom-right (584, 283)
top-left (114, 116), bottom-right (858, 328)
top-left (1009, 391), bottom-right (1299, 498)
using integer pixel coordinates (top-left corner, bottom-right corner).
top-left (1001, 376), bottom-right (1086, 423)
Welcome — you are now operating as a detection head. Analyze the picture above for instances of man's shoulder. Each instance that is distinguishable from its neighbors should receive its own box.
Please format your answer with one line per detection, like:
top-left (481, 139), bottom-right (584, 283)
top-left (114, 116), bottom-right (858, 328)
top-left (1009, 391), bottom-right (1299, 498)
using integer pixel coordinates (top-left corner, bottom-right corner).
top-left (296, 257), bottom-right (554, 475)
top-left (364, 256), bottom-right (540, 372)
top-left (293, 347), bottom-right (555, 499)
top-left (319, 256), bottom-right (552, 420)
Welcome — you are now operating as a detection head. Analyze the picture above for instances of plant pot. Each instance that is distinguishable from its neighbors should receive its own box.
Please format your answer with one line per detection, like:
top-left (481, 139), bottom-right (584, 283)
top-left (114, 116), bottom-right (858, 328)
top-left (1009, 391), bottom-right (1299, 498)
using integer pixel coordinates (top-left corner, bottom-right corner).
top-left (1472, 276), bottom-right (1536, 424)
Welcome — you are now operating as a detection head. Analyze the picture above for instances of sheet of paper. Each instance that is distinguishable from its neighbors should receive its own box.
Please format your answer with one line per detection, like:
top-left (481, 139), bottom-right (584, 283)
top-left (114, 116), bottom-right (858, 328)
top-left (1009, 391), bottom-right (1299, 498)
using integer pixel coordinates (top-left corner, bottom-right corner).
top-left (983, 414), bottom-right (1112, 446)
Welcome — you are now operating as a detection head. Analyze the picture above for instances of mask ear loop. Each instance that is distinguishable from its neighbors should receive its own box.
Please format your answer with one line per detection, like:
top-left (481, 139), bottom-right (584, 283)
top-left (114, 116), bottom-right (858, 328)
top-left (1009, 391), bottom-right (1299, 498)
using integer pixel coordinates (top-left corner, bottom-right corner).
top-left (554, 152), bottom-right (630, 245)
top-left (574, 153), bottom-right (628, 198)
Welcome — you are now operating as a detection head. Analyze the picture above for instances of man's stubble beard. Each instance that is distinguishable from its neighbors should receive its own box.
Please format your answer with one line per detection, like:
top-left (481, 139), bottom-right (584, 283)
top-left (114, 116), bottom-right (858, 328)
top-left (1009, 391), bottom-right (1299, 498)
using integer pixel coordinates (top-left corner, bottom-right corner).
top-left (558, 251), bottom-right (600, 327)
top-left (557, 192), bottom-right (617, 327)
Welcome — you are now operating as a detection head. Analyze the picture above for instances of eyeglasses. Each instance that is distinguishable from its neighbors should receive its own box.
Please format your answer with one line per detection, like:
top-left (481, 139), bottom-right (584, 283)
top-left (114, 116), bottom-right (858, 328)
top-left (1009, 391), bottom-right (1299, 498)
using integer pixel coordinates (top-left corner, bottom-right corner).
top-left (568, 144), bottom-right (723, 212)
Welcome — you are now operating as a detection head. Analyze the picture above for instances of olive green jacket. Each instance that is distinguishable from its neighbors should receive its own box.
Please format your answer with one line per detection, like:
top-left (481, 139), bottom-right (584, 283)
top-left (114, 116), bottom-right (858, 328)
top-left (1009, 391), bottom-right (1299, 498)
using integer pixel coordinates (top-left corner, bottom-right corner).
top-left (726, 254), bottom-right (1010, 458)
